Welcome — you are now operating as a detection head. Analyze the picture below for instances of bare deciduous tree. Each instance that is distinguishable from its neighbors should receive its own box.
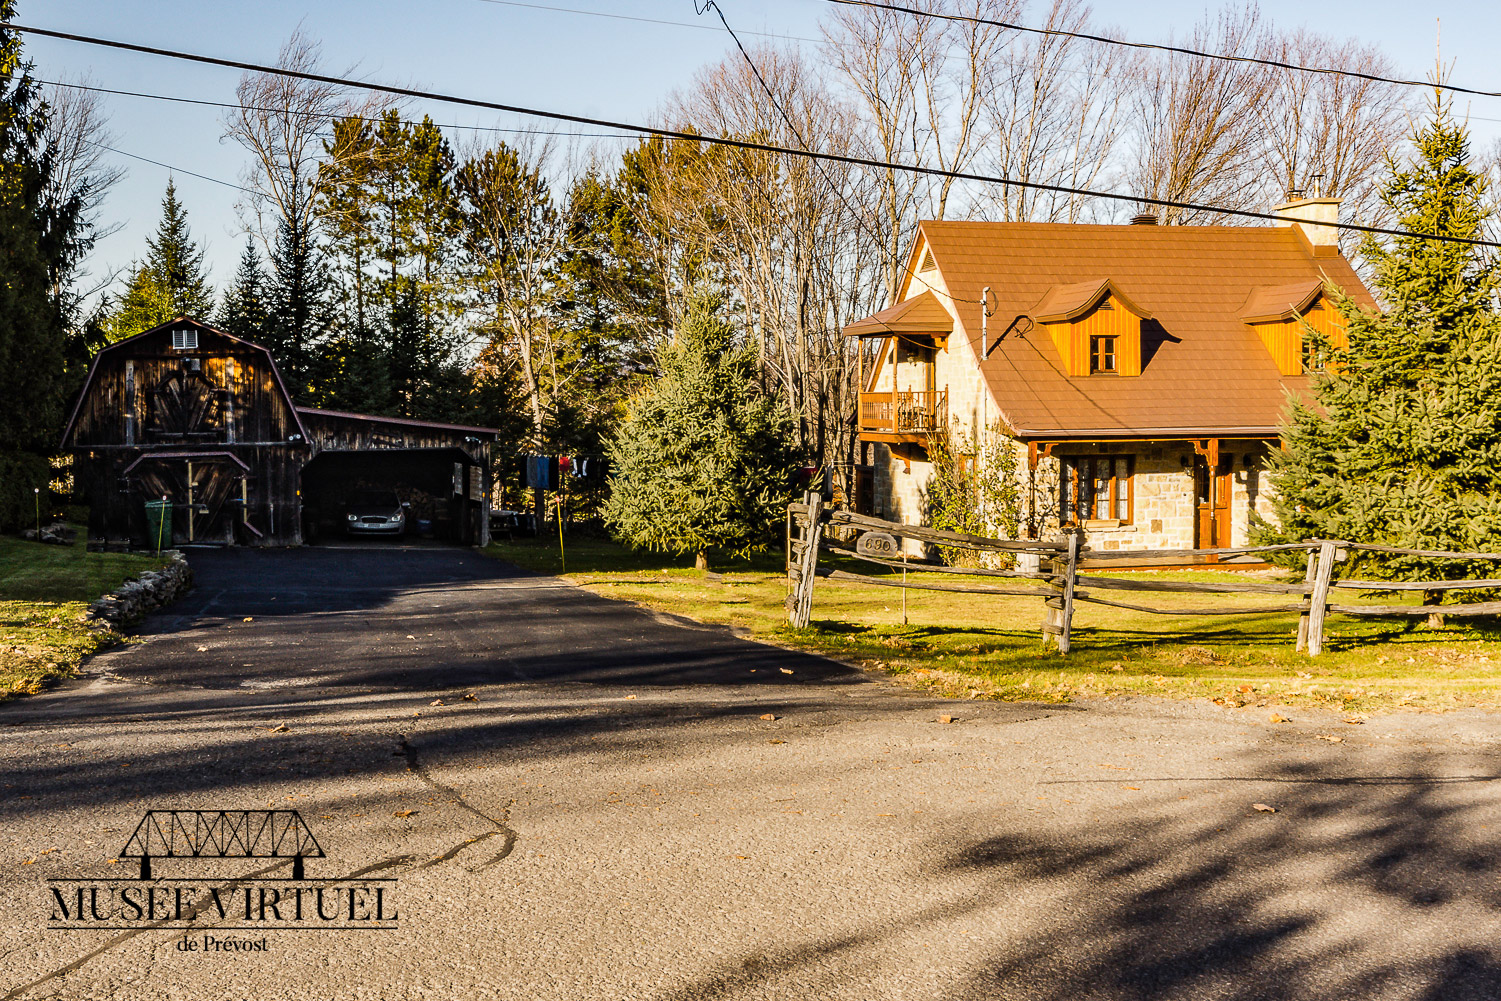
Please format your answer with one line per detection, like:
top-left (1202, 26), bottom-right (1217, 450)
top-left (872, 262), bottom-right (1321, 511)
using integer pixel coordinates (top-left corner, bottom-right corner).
top-left (978, 0), bottom-right (1132, 222)
top-left (1128, 4), bottom-right (1272, 223)
top-left (223, 28), bottom-right (388, 249)
top-left (1253, 29), bottom-right (1406, 246)
top-left (42, 77), bottom-right (125, 244)
top-left (823, 0), bottom-right (1015, 300)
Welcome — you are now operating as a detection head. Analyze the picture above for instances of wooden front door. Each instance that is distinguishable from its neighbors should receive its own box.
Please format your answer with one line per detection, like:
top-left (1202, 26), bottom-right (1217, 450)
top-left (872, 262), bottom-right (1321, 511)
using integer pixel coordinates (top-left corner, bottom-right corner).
top-left (1193, 455), bottom-right (1233, 549)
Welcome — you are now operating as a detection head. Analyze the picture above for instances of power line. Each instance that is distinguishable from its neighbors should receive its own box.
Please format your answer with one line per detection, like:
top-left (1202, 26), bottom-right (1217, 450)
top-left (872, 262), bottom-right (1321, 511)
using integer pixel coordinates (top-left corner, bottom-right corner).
top-left (474, 0), bottom-right (818, 43)
top-left (38, 77), bottom-right (634, 140)
top-left (11, 21), bottom-right (1497, 248)
top-left (80, 136), bottom-right (257, 195)
top-left (821, 0), bottom-right (1500, 102)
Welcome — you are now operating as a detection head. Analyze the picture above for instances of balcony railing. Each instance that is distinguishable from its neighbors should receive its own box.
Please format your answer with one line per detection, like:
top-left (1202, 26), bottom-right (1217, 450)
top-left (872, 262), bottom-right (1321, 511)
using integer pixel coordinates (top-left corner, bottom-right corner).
top-left (859, 389), bottom-right (947, 436)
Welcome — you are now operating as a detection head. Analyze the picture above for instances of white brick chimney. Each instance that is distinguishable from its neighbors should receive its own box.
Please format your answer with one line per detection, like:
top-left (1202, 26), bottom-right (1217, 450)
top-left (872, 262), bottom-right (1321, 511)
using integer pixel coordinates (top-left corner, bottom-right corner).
top-left (1274, 196), bottom-right (1341, 252)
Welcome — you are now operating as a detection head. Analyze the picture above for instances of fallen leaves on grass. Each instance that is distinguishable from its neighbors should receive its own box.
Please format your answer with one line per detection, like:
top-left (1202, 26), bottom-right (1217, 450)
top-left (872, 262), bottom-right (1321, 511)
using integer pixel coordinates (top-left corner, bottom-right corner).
top-left (393, 810), bottom-right (418, 818)
top-left (463, 692), bottom-right (478, 701)
top-left (429, 699), bottom-right (445, 707)
top-left (1253, 803), bottom-right (1277, 813)
top-left (1269, 713), bottom-right (1289, 723)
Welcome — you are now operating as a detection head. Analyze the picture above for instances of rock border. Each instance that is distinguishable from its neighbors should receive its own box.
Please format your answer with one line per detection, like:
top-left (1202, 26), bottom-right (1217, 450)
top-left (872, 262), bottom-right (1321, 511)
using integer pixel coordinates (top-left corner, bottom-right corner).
top-left (85, 550), bottom-right (194, 627)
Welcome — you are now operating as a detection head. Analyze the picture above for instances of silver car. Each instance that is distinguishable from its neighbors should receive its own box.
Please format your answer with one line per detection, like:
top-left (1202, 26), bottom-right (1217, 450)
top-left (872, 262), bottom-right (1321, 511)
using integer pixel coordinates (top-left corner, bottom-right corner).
top-left (344, 490), bottom-right (408, 536)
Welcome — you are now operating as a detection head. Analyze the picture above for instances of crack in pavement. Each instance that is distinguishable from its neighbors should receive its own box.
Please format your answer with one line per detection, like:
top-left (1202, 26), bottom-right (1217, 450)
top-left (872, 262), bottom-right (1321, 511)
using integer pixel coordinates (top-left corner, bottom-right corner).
top-left (398, 733), bottom-right (519, 871)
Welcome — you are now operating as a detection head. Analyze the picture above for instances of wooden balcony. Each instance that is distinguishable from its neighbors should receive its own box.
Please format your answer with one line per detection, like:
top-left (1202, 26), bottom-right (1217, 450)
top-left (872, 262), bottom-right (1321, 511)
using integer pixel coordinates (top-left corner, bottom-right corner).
top-left (859, 389), bottom-right (947, 442)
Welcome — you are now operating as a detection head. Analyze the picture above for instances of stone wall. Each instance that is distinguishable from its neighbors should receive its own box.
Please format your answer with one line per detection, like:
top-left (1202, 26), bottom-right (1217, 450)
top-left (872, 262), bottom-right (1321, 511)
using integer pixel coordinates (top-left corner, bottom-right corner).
top-left (873, 433), bottom-right (1278, 554)
top-left (86, 550), bottom-right (193, 627)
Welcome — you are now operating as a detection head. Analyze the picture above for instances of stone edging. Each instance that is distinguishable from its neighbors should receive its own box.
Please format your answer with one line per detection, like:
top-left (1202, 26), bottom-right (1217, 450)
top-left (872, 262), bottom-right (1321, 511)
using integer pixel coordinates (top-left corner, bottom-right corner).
top-left (86, 550), bottom-right (194, 627)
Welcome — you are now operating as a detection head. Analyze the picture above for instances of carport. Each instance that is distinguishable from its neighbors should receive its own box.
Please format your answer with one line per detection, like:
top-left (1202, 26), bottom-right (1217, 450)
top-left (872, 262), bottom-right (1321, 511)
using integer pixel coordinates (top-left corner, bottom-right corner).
top-left (295, 407), bottom-right (496, 547)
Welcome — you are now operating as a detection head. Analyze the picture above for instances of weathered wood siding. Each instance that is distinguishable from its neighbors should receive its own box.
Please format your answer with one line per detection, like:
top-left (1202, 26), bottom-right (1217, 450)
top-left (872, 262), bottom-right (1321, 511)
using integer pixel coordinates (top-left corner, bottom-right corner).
top-left (69, 327), bottom-right (300, 448)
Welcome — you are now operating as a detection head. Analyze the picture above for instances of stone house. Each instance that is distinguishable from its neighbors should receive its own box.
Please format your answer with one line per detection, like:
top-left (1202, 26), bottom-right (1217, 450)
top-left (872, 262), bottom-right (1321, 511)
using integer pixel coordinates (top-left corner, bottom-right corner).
top-left (842, 199), bottom-right (1373, 561)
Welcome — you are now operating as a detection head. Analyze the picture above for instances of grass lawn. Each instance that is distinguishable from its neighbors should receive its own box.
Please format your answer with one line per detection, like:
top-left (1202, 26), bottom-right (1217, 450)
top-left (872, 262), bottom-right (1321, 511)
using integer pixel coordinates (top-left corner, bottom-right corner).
top-left (486, 534), bottom-right (1501, 714)
top-left (0, 533), bottom-right (167, 699)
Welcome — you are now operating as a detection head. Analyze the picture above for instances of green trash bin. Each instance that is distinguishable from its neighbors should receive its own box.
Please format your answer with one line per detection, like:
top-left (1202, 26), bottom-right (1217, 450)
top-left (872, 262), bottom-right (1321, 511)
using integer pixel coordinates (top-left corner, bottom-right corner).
top-left (144, 499), bottom-right (172, 553)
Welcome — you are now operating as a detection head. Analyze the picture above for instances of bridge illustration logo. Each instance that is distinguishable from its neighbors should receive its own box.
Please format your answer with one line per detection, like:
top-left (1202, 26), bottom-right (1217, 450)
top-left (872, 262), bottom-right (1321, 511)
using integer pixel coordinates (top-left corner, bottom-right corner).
top-left (120, 810), bottom-right (325, 880)
top-left (47, 809), bottom-right (397, 934)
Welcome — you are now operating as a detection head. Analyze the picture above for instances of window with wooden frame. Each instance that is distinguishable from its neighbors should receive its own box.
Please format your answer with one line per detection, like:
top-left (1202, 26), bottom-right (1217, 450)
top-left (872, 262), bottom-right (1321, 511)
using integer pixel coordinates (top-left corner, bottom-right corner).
top-left (1060, 455), bottom-right (1134, 525)
top-left (1090, 335), bottom-right (1118, 374)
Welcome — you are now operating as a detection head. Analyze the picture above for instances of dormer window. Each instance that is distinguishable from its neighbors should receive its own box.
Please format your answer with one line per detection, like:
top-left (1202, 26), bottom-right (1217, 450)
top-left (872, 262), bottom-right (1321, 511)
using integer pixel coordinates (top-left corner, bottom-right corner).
top-left (1031, 279), bottom-right (1151, 378)
top-left (1090, 336), bottom-right (1118, 374)
top-left (1238, 280), bottom-right (1345, 375)
top-left (172, 327), bottom-right (199, 350)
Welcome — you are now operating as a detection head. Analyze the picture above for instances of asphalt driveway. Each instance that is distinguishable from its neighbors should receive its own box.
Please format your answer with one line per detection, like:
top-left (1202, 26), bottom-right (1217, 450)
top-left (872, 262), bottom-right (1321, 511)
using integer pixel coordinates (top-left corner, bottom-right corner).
top-left (5, 548), bottom-right (1501, 1000)
top-left (104, 547), bottom-right (853, 690)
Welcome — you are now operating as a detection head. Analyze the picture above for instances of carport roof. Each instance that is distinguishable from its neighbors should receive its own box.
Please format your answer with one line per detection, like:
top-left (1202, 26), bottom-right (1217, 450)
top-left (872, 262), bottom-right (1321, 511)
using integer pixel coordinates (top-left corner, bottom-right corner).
top-left (295, 407), bottom-right (499, 437)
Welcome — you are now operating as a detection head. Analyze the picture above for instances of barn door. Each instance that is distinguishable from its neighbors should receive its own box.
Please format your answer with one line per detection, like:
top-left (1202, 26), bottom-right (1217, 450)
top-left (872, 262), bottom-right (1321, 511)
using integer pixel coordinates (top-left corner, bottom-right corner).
top-left (1193, 455), bottom-right (1233, 550)
top-left (134, 460), bottom-right (240, 545)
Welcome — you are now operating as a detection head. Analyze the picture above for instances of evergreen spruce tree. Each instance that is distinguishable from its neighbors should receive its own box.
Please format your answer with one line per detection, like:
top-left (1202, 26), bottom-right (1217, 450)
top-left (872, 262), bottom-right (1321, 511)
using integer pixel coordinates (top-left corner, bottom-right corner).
top-left (217, 238), bottom-right (269, 342)
top-left (263, 217), bottom-right (333, 401)
top-left (0, 5), bottom-right (87, 526)
top-left (602, 296), bottom-right (797, 570)
top-left (1260, 91), bottom-right (1501, 593)
top-left (106, 179), bottom-right (214, 339)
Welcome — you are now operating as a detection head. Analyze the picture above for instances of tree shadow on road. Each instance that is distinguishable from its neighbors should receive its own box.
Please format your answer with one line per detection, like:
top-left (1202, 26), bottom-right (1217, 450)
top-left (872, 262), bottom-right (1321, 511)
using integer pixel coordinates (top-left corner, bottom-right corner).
top-left (647, 751), bottom-right (1501, 1001)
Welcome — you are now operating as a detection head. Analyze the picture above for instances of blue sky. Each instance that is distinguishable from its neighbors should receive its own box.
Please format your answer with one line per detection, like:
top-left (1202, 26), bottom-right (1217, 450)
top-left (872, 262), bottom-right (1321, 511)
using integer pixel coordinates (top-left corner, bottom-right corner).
top-left (24, 0), bottom-right (1501, 298)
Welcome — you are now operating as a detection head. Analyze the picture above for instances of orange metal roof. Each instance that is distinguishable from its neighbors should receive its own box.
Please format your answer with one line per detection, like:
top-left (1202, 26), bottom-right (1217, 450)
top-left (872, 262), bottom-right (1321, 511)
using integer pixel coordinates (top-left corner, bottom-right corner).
top-left (1237, 279), bottom-right (1325, 323)
top-left (1031, 278), bottom-right (1154, 322)
top-left (907, 220), bottom-right (1374, 438)
top-left (841, 290), bottom-right (953, 337)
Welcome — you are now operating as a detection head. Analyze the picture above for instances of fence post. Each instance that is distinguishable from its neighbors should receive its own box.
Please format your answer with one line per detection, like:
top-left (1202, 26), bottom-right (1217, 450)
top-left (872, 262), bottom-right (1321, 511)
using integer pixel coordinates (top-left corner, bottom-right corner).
top-left (788, 490), bottom-right (824, 629)
top-left (1042, 532), bottom-right (1079, 654)
top-left (1305, 540), bottom-right (1338, 656)
top-left (1295, 548), bottom-right (1317, 652)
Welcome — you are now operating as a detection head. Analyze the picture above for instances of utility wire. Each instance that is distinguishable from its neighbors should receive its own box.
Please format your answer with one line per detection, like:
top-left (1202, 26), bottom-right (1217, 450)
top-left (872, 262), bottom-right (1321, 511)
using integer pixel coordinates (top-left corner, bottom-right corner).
top-left (11, 21), bottom-right (1497, 248)
top-left (822, 0), bottom-right (1499, 102)
top-left (38, 77), bottom-right (633, 140)
top-left (474, 0), bottom-right (819, 43)
top-left (80, 136), bottom-right (257, 195)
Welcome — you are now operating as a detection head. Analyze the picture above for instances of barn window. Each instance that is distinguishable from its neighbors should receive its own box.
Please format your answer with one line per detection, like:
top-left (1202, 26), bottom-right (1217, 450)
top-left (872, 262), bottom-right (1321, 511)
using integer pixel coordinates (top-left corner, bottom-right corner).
top-left (1060, 455), bottom-right (1133, 524)
top-left (172, 327), bottom-right (199, 350)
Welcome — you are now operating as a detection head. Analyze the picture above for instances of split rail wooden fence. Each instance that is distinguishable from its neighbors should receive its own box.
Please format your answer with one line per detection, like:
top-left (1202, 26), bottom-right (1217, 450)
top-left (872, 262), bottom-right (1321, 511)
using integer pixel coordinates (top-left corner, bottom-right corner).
top-left (785, 494), bottom-right (1501, 656)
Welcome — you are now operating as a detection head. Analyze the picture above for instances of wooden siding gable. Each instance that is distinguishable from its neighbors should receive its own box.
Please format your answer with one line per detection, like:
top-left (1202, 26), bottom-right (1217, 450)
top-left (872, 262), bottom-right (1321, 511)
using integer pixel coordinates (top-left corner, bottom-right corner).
top-left (1037, 289), bottom-right (1147, 378)
top-left (62, 318), bottom-right (306, 449)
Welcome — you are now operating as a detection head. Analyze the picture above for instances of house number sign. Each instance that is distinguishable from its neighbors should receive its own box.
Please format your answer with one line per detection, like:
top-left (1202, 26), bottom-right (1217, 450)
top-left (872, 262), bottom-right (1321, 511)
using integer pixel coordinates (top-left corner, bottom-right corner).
top-left (855, 531), bottom-right (900, 558)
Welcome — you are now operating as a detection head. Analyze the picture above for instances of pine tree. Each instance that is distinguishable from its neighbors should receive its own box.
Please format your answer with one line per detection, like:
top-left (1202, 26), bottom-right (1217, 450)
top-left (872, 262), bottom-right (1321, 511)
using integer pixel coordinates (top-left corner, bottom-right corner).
top-left (217, 238), bottom-right (269, 342)
top-left (602, 296), bottom-right (797, 569)
top-left (1260, 91), bottom-right (1501, 590)
top-left (106, 179), bottom-right (214, 339)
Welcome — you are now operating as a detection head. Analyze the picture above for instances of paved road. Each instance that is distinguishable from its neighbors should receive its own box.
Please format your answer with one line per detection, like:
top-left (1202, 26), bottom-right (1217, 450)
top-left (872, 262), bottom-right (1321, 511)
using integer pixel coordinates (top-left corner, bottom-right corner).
top-left (4, 548), bottom-right (1501, 1000)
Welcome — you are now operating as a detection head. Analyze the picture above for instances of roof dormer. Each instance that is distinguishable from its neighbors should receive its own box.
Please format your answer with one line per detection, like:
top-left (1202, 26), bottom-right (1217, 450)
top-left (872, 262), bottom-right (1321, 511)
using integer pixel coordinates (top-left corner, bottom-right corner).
top-left (1238, 280), bottom-right (1346, 375)
top-left (1031, 279), bottom-right (1152, 377)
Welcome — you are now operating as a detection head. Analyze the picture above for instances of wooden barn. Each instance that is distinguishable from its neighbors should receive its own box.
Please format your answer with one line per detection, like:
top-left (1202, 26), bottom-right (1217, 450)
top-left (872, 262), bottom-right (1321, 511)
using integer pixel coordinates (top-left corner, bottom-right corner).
top-left (62, 317), bottom-right (497, 549)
